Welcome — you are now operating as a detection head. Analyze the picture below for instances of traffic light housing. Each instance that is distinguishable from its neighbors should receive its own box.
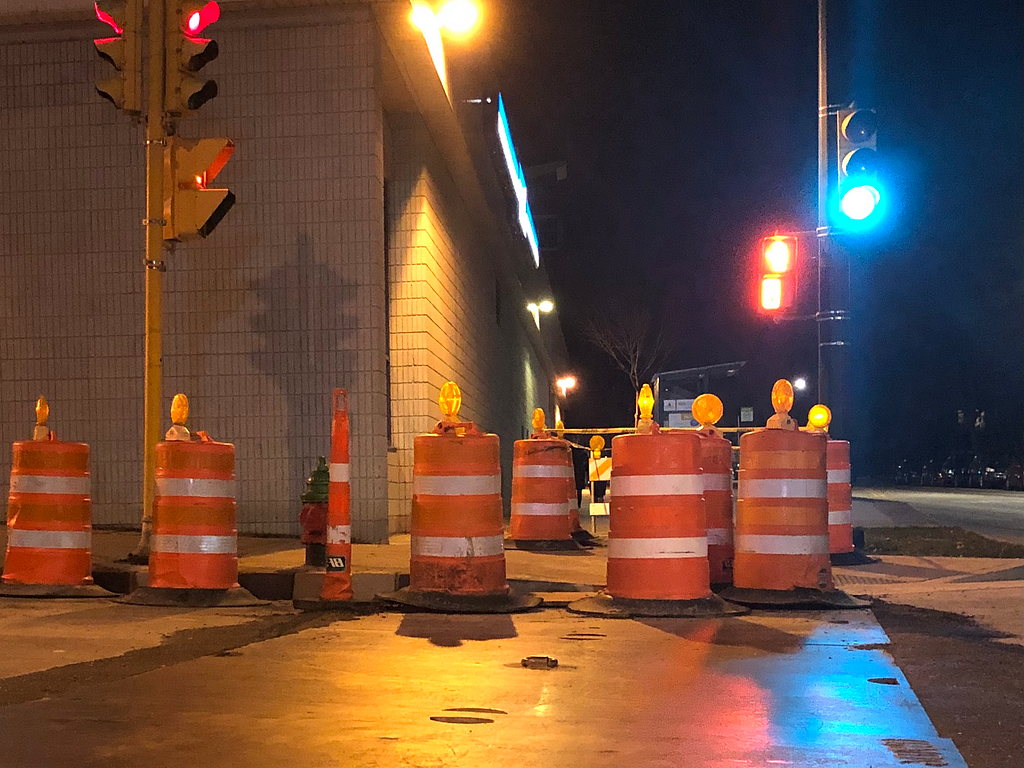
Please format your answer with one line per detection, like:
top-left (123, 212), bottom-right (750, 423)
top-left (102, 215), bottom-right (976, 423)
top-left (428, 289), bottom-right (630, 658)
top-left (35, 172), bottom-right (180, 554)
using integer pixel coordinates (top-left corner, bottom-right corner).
top-left (164, 137), bottom-right (236, 241)
top-left (836, 107), bottom-right (881, 224)
top-left (165, 1), bottom-right (222, 115)
top-left (93, 0), bottom-right (142, 114)
top-left (758, 234), bottom-right (798, 314)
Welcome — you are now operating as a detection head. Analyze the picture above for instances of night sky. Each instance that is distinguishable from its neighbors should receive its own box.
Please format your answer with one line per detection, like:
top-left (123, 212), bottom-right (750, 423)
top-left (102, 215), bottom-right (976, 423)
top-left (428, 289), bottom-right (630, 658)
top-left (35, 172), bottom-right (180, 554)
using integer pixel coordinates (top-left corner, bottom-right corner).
top-left (470, 0), bottom-right (1023, 476)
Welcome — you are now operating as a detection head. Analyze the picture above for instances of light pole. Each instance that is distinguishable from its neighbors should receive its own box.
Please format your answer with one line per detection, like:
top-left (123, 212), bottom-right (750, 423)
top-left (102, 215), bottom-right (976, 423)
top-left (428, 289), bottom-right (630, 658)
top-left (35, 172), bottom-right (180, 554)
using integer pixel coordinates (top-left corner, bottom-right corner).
top-left (816, 0), bottom-right (850, 441)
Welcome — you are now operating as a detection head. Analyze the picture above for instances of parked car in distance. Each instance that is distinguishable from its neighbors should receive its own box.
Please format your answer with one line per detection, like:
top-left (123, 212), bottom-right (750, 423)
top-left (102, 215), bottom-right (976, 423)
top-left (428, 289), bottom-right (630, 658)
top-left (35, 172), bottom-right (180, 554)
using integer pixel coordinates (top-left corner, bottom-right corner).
top-left (939, 453), bottom-right (975, 487)
top-left (981, 460), bottom-right (1010, 489)
top-left (1007, 462), bottom-right (1024, 491)
top-left (895, 459), bottom-right (920, 485)
top-left (919, 458), bottom-right (941, 486)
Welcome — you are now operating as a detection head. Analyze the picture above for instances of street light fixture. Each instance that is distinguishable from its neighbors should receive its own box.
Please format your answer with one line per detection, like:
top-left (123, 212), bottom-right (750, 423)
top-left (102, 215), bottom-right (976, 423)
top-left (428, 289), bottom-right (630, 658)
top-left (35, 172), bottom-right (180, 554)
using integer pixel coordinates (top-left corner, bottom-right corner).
top-left (411, 0), bottom-right (479, 35)
top-left (526, 299), bottom-right (554, 329)
top-left (794, 377), bottom-right (808, 391)
top-left (556, 375), bottom-right (576, 398)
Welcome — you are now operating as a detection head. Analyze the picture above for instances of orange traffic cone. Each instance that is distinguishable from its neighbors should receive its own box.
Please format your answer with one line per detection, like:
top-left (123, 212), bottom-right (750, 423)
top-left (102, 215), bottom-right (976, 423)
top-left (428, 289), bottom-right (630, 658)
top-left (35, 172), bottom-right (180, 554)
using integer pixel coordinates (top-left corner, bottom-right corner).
top-left (320, 388), bottom-right (353, 602)
top-left (381, 382), bottom-right (540, 613)
top-left (125, 395), bottom-right (261, 607)
top-left (1, 397), bottom-right (109, 597)
top-left (570, 386), bottom-right (745, 618)
top-left (720, 382), bottom-right (866, 608)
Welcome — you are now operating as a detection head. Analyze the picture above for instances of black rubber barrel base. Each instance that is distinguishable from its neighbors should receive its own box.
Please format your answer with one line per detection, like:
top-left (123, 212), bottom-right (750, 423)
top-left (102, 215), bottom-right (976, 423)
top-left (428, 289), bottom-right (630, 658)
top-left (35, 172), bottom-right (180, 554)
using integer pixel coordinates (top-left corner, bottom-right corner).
top-left (505, 538), bottom-right (584, 552)
top-left (567, 591), bottom-right (749, 619)
top-left (378, 587), bottom-right (542, 614)
top-left (122, 586), bottom-right (266, 607)
top-left (830, 549), bottom-right (875, 566)
top-left (0, 582), bottom-right (114, 599)
top-left (719, 585), bottom-right (871, 609)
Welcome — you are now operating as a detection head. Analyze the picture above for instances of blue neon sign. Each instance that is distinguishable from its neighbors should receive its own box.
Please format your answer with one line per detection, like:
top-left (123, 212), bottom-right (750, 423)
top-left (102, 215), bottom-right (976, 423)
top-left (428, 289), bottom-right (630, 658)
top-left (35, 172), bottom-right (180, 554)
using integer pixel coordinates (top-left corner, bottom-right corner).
top-left (496, 93), bottom-right (540, 267)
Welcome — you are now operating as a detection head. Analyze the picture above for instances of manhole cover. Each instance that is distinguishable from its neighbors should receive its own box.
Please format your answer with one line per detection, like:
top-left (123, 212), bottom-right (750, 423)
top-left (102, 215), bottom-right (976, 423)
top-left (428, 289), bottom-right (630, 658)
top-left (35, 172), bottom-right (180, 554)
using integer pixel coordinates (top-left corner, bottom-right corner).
top-left (880, 738), bottom-right (948, 766)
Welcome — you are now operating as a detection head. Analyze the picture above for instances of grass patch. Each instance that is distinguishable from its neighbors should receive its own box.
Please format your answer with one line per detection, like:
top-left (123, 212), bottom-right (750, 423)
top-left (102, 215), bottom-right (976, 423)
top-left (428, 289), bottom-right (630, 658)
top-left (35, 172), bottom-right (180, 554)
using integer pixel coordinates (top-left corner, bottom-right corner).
top-left (860, 526), bottom-right (1024, 558)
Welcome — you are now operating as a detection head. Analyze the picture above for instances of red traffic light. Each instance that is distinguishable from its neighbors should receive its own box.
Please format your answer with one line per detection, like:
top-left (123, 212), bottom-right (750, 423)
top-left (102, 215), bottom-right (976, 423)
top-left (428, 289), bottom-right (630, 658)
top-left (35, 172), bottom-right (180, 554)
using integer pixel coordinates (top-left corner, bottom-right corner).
top-left (758, 234), bottom-right (799, 314)
top-left (182, 1), bottom-right (220, 36)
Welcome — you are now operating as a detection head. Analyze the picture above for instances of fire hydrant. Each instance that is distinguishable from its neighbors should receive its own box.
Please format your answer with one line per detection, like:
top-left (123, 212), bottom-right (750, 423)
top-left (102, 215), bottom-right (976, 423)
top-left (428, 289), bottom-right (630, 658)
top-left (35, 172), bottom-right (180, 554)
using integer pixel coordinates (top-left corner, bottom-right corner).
top-left (298, 456), bottom-right (329, 567)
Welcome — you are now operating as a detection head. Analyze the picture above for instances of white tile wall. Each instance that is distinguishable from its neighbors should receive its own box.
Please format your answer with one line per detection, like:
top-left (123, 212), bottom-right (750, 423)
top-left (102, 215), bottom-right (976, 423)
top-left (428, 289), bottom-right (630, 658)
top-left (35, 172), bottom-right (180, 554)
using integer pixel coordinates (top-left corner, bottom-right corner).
top-left (384, 113), bottom-right (552, 533)
top-left (0, 8), bottom-right (389, 541)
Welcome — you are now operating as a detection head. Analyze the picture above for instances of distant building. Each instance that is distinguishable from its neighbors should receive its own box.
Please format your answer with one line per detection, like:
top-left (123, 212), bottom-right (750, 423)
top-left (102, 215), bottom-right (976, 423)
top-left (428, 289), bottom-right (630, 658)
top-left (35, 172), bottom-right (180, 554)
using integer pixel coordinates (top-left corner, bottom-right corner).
top-left (0, 1), bottom-right (567, 540)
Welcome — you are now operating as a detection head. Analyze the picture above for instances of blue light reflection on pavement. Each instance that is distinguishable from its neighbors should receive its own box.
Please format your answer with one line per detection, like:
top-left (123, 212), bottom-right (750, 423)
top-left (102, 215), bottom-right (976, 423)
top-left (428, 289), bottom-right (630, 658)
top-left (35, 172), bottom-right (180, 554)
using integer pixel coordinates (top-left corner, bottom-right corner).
top-left (713, 612), bottom-right (968, 767)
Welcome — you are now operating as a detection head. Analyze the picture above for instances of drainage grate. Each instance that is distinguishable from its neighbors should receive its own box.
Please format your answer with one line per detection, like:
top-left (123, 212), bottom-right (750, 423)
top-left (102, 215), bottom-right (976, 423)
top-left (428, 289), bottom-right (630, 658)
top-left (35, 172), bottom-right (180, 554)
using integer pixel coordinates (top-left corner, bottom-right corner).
top-left (880, 738), bottom-right (948, 766)
top-left (560, 632), bottom-right (606, 641)
top-left (431, 707), bottom-right (508, 725)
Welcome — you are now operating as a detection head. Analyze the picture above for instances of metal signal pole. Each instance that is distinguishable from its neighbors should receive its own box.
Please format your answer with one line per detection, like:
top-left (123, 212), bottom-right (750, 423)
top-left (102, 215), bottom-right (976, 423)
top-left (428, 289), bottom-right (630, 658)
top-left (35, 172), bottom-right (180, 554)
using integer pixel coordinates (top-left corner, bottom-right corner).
top-left (132, 0), bottom-right (168, 561)
top-left (816, 0), bottom-right (850, 440)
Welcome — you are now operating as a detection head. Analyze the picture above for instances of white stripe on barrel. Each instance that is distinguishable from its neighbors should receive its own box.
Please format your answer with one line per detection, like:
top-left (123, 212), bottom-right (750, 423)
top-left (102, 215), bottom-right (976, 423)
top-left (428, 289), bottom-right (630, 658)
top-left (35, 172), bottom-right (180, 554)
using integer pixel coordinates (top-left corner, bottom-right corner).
top-left (9, 475), bottom-right (90, 495)
top-left (702, 473), bottom-right (732, 492)
top-left (612, 473), bottom-right (703, 497)
top-left (411, 535), bottom-right (504, 558)
top-left (8, 528), bottom-right (91, 550)
top-left (515, 464), bottom-right (572, 478)
top-left (151, 533), bottom-right (237, 555)
top-left (413, 474), bottom-right (501, 497)
top-left (828, 509), bottom-right (852, 526)
top-left (327, 524), bottom-right (351, 545)
top-left (511, 502), bottom-right (566, 516)
top-left (609, 537), bottom-right (708, 559)
top-left (706, 527), bottom-right (732, 546)
top-left (330, 462), bottom-right (351, 483)
top-left (156, 477), bottom-right (235, 499)
top-left (735, 533), bottom-right (830, 556)
top-left (737, 478), bottom-right (827, 499)
top-left (827, 468), bottom-right (851, 484)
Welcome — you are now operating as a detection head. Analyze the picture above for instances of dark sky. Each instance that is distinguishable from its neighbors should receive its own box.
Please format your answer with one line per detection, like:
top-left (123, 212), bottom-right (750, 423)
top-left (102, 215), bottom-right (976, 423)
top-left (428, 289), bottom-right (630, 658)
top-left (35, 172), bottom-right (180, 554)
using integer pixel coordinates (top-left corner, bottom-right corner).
top-left (474, 0), bottom-right (1023, 474)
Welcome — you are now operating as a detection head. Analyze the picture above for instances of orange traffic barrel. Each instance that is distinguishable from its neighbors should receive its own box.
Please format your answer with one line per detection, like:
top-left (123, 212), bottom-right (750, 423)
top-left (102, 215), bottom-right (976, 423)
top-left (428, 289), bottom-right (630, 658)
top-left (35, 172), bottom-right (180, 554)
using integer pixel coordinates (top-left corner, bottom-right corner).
top-left (2, 399), bottom-right (109, 597)
top-left (320, 388), bottom-right (353, 602)
top-left (570, 386), bottom-right (745, 618)
top-left (720, 381), bottom-right (865, 608)
top-left (381, 382), bottom-right (539, 612)
top-left (565, 443), bottom-right (581, 531)
top-left (509, 434), bottom-right (577, 550)
top-left (699, 432), bottom-right (734, 586)
top-left (126, 395), bottom-right (260, 607)
top-left (827, 439), bottom-right (854, 555)
top-left (691, 393), bottom-right (734, 586)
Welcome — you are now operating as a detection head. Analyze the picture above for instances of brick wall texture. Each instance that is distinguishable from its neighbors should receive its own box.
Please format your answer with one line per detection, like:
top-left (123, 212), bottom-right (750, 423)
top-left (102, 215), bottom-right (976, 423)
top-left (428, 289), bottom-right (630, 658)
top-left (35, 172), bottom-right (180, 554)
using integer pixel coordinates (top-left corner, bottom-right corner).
top-left (0, 6), bottom-right (553, 541)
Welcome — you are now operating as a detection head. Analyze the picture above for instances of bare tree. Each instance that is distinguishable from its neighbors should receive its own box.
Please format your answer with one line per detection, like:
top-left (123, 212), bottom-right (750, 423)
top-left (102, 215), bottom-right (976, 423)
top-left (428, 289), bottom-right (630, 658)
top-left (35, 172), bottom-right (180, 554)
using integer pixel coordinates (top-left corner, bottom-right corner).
top-left (582, 307), bottom-right (671, 394)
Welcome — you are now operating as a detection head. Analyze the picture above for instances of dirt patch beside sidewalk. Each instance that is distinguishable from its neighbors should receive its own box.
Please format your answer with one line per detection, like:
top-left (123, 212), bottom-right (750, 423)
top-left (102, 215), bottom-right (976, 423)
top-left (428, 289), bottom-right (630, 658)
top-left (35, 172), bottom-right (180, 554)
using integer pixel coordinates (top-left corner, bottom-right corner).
top-left (872, 600), bottom-right (1024, 768)
top-left (860, 527), bottom-right (1024, 558)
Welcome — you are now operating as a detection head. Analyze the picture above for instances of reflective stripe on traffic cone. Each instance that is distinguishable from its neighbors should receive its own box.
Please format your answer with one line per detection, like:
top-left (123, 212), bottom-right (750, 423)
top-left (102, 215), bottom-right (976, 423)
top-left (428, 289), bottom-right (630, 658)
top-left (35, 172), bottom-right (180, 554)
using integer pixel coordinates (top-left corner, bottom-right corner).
top-left (321, 388), bottom-right (353, 602)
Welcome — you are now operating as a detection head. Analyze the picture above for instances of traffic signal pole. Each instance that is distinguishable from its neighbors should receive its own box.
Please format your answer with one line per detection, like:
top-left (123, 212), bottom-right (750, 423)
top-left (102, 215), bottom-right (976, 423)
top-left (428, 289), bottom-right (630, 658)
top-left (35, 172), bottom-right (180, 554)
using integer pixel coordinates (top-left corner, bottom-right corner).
top-left (816, 0), bottom-right (849, 440)
top-left (132, 0), bottom-right (168, 560)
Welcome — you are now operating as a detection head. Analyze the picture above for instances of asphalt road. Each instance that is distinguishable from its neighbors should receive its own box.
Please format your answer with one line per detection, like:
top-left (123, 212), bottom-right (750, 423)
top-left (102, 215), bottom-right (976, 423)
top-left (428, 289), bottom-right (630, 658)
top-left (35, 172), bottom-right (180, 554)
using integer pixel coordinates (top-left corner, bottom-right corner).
top-left (857, 487), bottom-right (1024, 544)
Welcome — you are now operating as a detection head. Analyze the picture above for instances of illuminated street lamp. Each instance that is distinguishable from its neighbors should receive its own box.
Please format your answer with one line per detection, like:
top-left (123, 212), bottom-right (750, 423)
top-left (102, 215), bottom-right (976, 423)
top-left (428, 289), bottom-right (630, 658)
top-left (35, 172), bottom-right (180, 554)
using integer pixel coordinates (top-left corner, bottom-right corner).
top-left (794, 377), bottom-right (808, 391)
top-left (527, 299), bottom-right (554, 329)
top-left (556, 375), bottom-right (576, 398)
top-left (411, 0), bottom-right (479, 35)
